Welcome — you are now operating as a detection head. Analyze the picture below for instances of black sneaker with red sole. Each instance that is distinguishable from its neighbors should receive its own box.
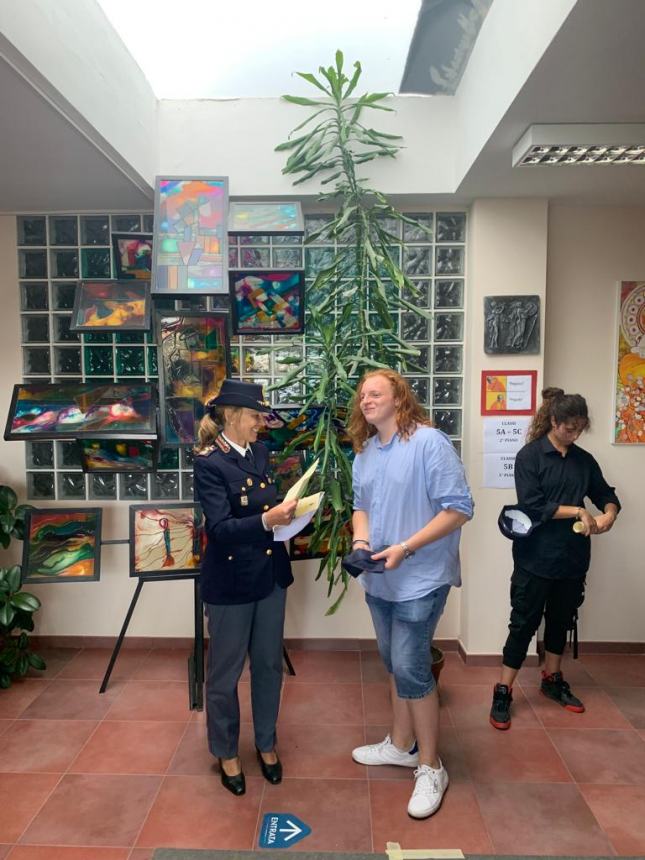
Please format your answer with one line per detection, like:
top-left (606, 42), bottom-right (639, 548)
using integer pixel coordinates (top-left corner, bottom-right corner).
top-left (540, 671), bottom-right (585, 712)
top-left (489, 683), bottom-right (512, 729)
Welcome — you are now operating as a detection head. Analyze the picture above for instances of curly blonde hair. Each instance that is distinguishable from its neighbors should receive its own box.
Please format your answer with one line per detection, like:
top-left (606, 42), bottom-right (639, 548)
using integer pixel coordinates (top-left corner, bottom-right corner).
top-left (347, 369), bottom-right (431, 453)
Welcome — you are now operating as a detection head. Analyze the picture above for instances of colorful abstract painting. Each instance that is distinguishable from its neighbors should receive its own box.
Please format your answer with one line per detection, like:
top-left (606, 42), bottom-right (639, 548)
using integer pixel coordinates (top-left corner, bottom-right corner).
top-left (157, 312), bottom-right (230, 445)
top-left (152, 177), bottom-right (228, 294)
top-left (4, 383), bottom-right (156, 441)
top-left (130, 504), bottom-right (202, 578)
top-left (228, 202), bottom-right (304, 235)
top-left (230, 270), bottom-right (304, 334)
top-left (269, 451), bottom-right (304, 499)
top-left (71, 280), bottom-right (151, 332)
top-left (22, 508), bottom-right (102, 583)
top-left (112, 233), bottom-right (153, 280)
top-left (80, 439), bottom-right (157, 472)
top-left (614, 280), bottom-right (645, 444)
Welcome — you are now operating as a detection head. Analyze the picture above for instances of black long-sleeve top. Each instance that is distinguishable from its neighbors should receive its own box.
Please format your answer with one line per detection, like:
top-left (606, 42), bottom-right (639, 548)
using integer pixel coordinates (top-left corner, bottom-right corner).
top-left (512, 435), bottom-right (621, 579)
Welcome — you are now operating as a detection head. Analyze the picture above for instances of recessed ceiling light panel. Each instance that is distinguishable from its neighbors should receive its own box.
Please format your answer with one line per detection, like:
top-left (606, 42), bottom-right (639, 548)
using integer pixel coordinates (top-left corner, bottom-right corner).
top-left (513, 124), bottom-right (645, 166)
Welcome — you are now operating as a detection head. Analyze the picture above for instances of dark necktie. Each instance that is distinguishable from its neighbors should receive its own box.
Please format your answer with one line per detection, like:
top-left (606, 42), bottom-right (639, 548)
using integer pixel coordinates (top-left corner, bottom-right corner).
top-left (244, 448), bottom-right (255, 466)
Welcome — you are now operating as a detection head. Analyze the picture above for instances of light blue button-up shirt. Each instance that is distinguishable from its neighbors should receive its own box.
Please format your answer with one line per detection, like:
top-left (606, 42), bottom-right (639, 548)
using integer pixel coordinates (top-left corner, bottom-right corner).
top-left (352, 425), bottom-right (473, 602)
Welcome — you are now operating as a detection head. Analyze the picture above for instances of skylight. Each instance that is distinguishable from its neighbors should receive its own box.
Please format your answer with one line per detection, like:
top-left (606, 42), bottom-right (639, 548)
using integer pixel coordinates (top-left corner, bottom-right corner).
top-left (97, 0), bottom-right (422, 99)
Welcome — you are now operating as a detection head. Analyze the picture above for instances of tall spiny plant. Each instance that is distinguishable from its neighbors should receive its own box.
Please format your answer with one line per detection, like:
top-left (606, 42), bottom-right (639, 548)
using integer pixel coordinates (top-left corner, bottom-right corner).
top-left (273, 51), bottom-right (432, 612)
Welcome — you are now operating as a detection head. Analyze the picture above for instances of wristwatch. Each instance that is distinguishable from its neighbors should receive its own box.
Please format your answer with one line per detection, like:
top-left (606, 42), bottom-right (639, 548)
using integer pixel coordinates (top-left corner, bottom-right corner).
top-left (399, 541), bottom-right (415, 560)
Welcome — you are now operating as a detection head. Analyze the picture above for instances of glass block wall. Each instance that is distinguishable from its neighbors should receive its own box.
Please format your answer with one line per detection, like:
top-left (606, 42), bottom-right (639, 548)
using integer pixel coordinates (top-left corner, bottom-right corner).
top-left (17, 211), bottom-right (465, 501)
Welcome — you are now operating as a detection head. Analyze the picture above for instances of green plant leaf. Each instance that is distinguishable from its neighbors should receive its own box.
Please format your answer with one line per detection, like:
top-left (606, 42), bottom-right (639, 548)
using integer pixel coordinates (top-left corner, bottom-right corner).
top-left (27, 651), bottom-right (46, 671)
top-left (281, 94), bottom-right (323, 107)
top-left (295, 71), bottom-right (330, 95)
top-left (0, 603), bottom-right (16, 627)
top-left (6, 566), bottom-right (21, 593)
top-left (0, 673), bottom-right (11, 689)
top-left (0, 486), bottom-right (17, 514)
top-left (10, 592), bottom-right (41, 613)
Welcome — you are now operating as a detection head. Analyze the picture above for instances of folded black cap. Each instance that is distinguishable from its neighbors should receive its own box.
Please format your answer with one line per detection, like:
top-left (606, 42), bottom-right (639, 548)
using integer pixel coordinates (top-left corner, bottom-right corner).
top-left (341, 547), bottom-right (387, 578)
top-left (498, 504), bottom-right (542, 540)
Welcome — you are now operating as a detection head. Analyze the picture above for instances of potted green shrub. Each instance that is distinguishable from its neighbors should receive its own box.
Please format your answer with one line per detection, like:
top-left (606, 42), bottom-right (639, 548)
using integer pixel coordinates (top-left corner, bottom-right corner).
top-left (274, 51), bottom-right (433, 612)
top-left (0, 485), bottom-right (45, 688)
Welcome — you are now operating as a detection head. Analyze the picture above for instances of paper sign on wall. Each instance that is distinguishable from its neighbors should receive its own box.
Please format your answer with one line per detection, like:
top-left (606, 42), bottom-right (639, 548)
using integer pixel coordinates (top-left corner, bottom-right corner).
top-left (481, 370), bottom-right (537, 415)
top-left (482, 416), bottom-right (531, 489)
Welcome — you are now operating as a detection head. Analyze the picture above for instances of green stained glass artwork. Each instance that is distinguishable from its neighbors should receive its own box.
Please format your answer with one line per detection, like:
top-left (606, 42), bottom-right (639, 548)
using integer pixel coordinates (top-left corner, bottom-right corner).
top-left (116, 346), bottom-right (145, 376)
top-left (84, 345), bottom-right (113, 375)
top-left (81, 247), bottom-right (111, 279)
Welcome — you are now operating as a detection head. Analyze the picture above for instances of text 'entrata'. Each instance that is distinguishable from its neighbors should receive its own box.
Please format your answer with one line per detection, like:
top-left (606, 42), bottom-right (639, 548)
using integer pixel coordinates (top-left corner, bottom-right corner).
top-left (259, 813), bottom-right (311, 848)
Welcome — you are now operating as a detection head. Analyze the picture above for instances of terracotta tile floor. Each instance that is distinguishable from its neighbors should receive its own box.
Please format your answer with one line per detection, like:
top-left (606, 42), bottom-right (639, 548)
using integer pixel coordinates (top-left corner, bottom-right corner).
top-left (0, 648), bottom-right (644, 857)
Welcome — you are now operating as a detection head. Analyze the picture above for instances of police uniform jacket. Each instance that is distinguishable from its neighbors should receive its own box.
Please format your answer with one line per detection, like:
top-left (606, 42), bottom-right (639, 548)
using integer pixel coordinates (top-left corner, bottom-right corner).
top-left (194, 437), bottom-right (293, 605)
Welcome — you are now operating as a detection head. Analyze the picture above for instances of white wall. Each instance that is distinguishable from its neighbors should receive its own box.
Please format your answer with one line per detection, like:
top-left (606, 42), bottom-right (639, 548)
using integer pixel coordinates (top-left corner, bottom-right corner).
top-left (0, 0), bottom-right (157, 188)
top-left (545, 204), bottom-right (645, 643)
top-left (459, 199), bottom-right (548, 655)
top-left (158, 96), bottom-right (457, 197)
top-left (455, 0), bottom-right (576, 182)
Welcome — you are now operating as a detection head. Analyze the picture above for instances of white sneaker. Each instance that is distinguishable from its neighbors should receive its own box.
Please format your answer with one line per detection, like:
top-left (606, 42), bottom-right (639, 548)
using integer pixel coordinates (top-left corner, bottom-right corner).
top-left (352, 734), bottom-right (419, 767)
top-left (407, 761), bottom-right (449, 819)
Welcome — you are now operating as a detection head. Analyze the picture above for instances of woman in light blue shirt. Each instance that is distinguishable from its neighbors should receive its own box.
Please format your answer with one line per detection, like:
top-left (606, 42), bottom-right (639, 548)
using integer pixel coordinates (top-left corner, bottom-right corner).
top-left (348, 369), bottom-right (473, 820)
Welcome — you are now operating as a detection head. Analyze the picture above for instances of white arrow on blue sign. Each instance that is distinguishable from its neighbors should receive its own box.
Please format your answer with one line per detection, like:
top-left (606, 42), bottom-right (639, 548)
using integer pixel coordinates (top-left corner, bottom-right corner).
top-left (259, 813), bottom-right (312, 849)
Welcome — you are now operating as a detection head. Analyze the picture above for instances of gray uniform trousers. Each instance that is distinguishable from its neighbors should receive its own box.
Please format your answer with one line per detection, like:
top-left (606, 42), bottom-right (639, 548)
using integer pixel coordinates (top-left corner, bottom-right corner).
top-left (205, 583), bottom-right (286, 758)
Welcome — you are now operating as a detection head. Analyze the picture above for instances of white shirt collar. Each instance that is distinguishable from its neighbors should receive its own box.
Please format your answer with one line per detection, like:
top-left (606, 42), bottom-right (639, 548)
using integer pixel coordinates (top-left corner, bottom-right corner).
top-left (221, 432), bottom-right (251, 458)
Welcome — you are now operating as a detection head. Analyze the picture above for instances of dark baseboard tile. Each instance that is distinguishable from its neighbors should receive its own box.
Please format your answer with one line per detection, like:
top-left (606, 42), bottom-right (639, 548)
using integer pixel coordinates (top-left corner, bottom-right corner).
top-left (30, 635), bottom-right (644, 659)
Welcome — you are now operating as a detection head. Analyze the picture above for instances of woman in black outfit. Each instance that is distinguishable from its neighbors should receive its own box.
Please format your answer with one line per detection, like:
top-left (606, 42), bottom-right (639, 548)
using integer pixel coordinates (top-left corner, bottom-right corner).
top-left (490, 388), bottom-right (620, 730)
top-left (194, 380), bottom-right (297, 795)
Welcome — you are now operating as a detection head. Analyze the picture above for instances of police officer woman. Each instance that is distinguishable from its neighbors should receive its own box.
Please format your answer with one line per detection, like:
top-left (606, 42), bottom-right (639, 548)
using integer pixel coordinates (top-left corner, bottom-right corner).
top-left (194, 380), bottom-right (297, 796)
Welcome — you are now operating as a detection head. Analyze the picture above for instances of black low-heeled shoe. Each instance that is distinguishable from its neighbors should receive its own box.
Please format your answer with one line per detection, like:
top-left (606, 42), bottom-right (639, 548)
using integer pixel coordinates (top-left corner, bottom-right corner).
top-left (218, 759), bottom-right (246, 796)
top-left (256, 748), bottom-right (283, 784)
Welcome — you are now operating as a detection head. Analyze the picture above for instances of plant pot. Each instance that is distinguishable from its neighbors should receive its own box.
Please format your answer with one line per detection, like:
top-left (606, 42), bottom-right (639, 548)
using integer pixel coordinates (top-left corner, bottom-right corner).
top-left (431, 645), bottom-right (445, 684)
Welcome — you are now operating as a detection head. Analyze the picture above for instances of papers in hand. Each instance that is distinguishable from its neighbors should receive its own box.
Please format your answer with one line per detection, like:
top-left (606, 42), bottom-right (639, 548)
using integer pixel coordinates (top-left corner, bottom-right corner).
top-left (274, 492), bottom-right (324, 542)
top-left (284, 458), bottom-right (319, 502)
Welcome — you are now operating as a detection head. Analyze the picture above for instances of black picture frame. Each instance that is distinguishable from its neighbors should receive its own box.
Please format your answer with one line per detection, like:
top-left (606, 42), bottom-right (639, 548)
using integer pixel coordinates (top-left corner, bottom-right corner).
top-left (79, 438), bottom-right (159, 473)
top-left (229, 270), bottom-right (305, 335)
top-left (4, 383), bottom-right (158, 441)
top-left (70, 279), bottom-right (151, 333)
top-left (22, 507), bottom-right (102, 584)
top-left (156, 310), bottom-right (231, 446)
top-left (111, 233), bottom-right (153, 281)
top-left (129, 503), bottom-right (203, 580)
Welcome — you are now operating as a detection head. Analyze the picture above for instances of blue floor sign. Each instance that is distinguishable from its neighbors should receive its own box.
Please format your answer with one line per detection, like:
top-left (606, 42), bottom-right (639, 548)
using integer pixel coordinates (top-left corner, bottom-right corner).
top-left (259, 813), bottom-right (311, 849)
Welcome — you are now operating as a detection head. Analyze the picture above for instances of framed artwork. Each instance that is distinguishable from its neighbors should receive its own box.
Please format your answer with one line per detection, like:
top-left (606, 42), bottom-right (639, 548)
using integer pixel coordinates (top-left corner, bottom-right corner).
top-left (111, 233), bottom-right (153, 280)
top-left (269, 451), bottom-right (305, 499)
top-left (157, 312), bottom-right (230, 445)
top-left (80, 439), bottom-right (158, 472)
top-left (228, 202), bottom-right (304, 235)
top-left (22, 508), bottom-right (102, 583)
top-left (130, 504), bottom-right (202, 579)
top-left (229, 270), bottom-right (305, 334)
top-left (480, 370), bottom-right (537, 416)
top-left (4, 383), bottom-right (157, 441)
top-left (614, 280), bottom-right (645, 444)
top-left (70, 280), bottom-right (151, 332)
top-left (152, 176), bottom-right (228, 294)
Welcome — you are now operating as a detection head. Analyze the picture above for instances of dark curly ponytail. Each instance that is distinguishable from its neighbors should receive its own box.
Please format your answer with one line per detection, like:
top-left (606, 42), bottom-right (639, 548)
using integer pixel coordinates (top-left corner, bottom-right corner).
top-left (527, 387), bottom-right (590, 442)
